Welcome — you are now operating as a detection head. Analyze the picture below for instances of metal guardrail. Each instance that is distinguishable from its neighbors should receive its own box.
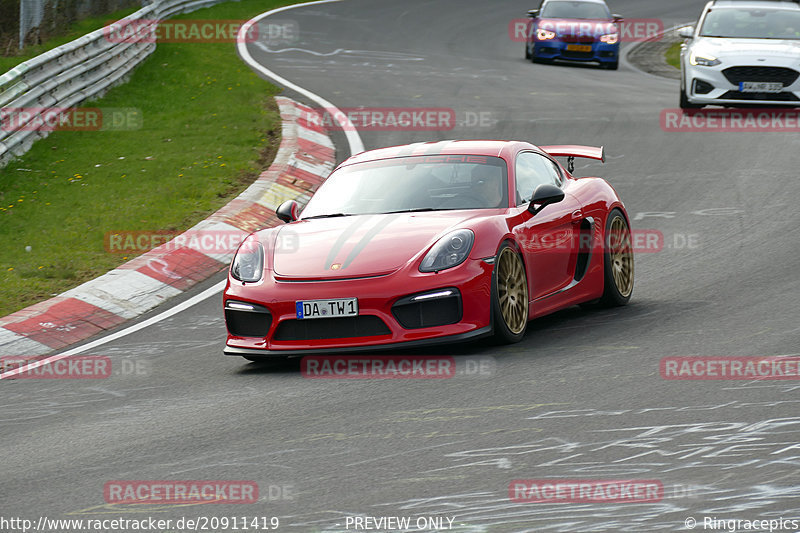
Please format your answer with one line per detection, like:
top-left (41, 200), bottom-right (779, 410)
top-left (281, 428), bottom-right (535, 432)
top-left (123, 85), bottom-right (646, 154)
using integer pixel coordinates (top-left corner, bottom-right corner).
top-left (0, 0), bottom-right (231, 169)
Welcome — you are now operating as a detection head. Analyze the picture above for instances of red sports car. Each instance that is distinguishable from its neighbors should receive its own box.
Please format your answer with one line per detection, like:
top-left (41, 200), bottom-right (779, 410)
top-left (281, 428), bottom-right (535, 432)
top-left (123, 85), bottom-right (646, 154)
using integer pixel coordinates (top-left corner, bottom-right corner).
top-left (223, 140), bottom-right (633, 360)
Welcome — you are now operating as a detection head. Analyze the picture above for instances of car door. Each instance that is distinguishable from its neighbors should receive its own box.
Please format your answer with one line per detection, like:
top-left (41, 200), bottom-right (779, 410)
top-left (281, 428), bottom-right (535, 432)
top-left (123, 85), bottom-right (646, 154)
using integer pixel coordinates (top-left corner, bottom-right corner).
top-left (512, 151), bottom-right (581, 300)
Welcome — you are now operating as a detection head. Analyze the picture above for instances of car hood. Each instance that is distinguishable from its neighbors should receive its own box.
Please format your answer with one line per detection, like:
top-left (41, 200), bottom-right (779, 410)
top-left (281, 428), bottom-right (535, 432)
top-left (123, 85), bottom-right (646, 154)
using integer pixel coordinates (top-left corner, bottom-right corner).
top-left (271, 212), bottom-right (482, 280)
top-left (693, 37), bottom-right (800, 61)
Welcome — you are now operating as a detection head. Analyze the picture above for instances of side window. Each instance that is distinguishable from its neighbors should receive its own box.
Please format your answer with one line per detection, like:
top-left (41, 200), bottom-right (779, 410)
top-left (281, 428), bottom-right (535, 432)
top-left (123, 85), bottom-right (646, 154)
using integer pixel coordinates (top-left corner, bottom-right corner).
top-left (514, 152), bottom-right (563, 206)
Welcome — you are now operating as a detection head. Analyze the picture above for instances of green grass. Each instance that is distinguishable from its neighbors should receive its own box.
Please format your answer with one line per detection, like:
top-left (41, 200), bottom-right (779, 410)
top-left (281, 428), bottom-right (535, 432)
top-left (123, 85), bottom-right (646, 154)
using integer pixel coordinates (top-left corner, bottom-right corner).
top-left (665, 41), bottom-right (681, 70)
top-left (0, 0), bottom-right (300, 316)
top-left (0, 6), bottom-right (142, 74)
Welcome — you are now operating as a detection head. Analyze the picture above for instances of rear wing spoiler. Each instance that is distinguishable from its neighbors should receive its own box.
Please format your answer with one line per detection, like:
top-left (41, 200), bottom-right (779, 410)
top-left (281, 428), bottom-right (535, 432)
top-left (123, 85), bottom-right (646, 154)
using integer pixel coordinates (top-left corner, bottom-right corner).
top-left (539, 145), bottom-right (604, 173)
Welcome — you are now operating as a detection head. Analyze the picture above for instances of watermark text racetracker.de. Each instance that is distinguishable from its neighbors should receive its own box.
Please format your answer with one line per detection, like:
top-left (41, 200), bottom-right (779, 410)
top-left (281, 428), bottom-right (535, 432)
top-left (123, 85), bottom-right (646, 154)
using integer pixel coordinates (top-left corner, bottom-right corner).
top-left (509, 479), bottom-right (663, 503)
top-left (661, 356), bottom-right (800, 380)
top-left (301, 355), bottom-right (497, 379)
top-left (517, 229), bottom-right (699, 255)
top-left (303, 107), bottom-right (455, 132)
top-left (104, 19), bottom-right (255, 43)
top-left (104, 480), bottom-right (264, 504)
top-left (1, 107), bottom-right (141, 132)
top-left (103, 18), bottom-right (299, 45)
top-left (0, 356), bottom-right (109, 379)
top-left (0, 356), bottom-right (149, 379)
top-left (104, 229), bottom-right (299, 255)
top-left (301, 107), bottom-right (498, 131)
top-left (662, 108), bottom-right (800, 132)
top-left (508, 18), bottom-right (664, 42)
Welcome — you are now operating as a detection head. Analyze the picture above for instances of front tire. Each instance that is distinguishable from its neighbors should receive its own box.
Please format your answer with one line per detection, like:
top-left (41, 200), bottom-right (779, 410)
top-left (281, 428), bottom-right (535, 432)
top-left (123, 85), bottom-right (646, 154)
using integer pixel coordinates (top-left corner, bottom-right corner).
top-left (680, 87), bottom-right (702, 109)
top-left (491, 243), bottom-right (529, 343)
top-left (599, 209), bottom-right (634, 306)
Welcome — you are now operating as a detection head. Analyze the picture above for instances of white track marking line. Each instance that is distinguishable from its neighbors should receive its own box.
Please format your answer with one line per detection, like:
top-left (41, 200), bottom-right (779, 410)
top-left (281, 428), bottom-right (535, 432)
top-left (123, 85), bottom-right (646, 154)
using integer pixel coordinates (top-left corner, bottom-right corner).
top-left (0, 281), bottom-right (225, 379)
top-left (237, 0), bottom-right (365, 156)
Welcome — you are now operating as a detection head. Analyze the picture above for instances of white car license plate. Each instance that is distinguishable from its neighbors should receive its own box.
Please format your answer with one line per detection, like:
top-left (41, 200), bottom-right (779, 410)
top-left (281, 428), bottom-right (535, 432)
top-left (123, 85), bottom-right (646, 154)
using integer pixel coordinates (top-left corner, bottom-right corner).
top-left (296, 298), bottom-right (358, 319)
top-left (739, 81), bottom-right (783, 93)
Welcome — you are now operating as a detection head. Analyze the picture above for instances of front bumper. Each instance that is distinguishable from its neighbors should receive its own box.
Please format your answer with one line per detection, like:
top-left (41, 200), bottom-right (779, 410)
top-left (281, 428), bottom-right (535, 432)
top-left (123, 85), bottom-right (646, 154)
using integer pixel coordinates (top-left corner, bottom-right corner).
top-left (224, 326), bottom-right (492, 357)
top-left (533, 40), bottom-right (618, 64)
top-left (683, 63), bottom-right (800, 107)
top-left (223, 258), bottom-right (494, 355)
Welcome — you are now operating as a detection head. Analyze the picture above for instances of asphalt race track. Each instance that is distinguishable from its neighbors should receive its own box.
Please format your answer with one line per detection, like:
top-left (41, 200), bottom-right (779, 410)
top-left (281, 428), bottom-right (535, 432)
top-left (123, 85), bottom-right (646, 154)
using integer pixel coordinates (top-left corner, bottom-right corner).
top-left (3, 1), bottom-right (800, 531)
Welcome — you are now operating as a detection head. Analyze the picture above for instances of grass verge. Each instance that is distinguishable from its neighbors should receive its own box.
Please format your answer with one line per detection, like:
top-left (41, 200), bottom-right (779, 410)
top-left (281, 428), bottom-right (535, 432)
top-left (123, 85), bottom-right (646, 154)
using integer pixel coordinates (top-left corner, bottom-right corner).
top-left (665, 41), bottom-right (681, 70)
top-left (0, 0), bottom-right (299, 317)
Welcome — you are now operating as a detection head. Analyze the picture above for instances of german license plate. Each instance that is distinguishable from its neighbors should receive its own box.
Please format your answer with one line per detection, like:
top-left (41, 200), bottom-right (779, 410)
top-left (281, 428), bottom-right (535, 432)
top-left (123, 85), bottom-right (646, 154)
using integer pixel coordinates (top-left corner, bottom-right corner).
top-left (566, 44), bottom-right (592, 52)
top-left (296, 298), bottom-right (358, 319)
top-left (739, 81), bottom-right (783, 93)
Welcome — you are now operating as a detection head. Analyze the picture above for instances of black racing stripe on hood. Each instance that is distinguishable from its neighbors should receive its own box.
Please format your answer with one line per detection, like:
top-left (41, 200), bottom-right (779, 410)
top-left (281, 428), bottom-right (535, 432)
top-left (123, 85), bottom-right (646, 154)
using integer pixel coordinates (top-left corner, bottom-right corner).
top-left (341, 214), bottom-right (401, 269)
top-left (324, 216), bottom-right (373, 270)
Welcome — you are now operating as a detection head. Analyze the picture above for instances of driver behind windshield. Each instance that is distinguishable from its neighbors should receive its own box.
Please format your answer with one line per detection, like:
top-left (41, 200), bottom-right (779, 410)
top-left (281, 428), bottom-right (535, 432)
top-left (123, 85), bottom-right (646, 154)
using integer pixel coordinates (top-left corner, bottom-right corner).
top-left (471, 165), bottom-right (505, 208)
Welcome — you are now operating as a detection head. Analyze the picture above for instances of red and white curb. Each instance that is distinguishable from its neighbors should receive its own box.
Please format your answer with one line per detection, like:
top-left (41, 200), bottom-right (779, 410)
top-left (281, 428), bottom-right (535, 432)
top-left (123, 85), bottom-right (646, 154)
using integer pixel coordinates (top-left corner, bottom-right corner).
top-left (0, 96), bottom-right (334, 359)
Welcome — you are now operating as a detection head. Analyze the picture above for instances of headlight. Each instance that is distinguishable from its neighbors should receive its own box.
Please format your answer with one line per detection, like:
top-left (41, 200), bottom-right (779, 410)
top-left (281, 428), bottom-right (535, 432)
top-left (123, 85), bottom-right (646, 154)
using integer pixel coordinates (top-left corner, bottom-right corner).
top-left (537, 28), bottom-right (556, 40)
top-left (689, 51), bottom-right (720, 66)
top-left (230, 237), bottom-right (264, 282)
top-left (419, 229), bottom-right (474, 273)
top-left (600, 33), bottom-right (618, 44)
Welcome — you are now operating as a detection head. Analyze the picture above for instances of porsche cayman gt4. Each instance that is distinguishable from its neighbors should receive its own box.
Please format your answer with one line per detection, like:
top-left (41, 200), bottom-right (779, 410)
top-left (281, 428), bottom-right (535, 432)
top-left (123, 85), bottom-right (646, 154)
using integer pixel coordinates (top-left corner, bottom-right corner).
top-left (223, 140), bottom-right (633, 359)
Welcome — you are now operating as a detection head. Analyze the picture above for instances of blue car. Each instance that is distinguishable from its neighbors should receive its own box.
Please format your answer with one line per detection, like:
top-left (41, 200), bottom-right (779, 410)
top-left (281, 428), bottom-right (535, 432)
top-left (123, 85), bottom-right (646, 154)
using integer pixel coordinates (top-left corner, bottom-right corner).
top-left (525, 0), bottom-right (622, 70)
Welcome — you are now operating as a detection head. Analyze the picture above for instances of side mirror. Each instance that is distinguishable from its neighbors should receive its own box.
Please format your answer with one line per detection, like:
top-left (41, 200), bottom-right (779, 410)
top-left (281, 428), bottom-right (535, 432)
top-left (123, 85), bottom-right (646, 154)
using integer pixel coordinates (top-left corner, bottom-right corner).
top-left (678, 25), bottom-right (695, 39)
top-left (612, 14), bottom-right (623, 22)
top-left (527, 9), bottom-right (539, 18)
top-left (527, 184), bottom-right (565, 215)
top-left (276, 200), bottom-right (299, 223)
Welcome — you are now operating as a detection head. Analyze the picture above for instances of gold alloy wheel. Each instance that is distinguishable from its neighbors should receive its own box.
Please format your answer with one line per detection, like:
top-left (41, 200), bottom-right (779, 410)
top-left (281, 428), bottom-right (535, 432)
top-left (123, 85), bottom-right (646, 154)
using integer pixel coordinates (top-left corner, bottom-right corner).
top-left (609, 215), bottom-right (634, 298)
top-left (496, 247), bottom-right (528, 335)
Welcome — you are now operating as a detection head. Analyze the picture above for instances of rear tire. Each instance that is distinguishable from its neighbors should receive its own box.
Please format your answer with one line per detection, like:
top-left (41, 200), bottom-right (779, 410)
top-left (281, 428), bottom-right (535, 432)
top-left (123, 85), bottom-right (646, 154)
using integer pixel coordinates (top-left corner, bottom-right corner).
top-left (491, 243), bottom-right (529, 343)
top-left (599, 209), bottom-right (634, 306)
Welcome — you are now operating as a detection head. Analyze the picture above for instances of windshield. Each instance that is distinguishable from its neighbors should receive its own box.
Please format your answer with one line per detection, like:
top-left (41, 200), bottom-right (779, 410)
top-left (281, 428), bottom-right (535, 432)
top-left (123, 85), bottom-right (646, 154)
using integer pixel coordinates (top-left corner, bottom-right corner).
top-left (300, 155), bottom-right (509, 218)
top-left (540, 1), bottom-right (611, 20)
top-left (700, 8), bottom-right (800, 39)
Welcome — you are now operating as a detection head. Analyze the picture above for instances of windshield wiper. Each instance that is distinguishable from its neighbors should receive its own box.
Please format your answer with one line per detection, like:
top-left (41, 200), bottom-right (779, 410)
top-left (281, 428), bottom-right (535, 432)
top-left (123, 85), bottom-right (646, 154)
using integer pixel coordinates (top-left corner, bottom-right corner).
top-left (383, 208), bottom-right (440, 214)
top-left (302, 213), bottom-right (353, 220)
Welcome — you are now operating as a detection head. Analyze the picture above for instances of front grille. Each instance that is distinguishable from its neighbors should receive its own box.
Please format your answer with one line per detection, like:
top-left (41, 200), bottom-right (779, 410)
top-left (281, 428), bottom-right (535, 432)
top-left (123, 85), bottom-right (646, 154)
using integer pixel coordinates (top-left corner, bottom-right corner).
top-left (719, 91), bottom-right (799, 101)
top-left (722, 66), bottom-right (799, 86)
top-left (225, 301), bottom-right (272, 338)
top-left (273, 316), bottom-right (391, 341)
top-left (392, 289), bottom-right (462, 330)
top-left (559, 35), bottom-right (595, 44)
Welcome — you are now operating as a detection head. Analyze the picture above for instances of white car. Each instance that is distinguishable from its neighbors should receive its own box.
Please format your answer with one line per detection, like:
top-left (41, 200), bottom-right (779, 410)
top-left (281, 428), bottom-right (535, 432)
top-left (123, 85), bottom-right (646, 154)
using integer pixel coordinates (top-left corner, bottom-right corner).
top-left (679, 0), bottom-right (800, 109)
